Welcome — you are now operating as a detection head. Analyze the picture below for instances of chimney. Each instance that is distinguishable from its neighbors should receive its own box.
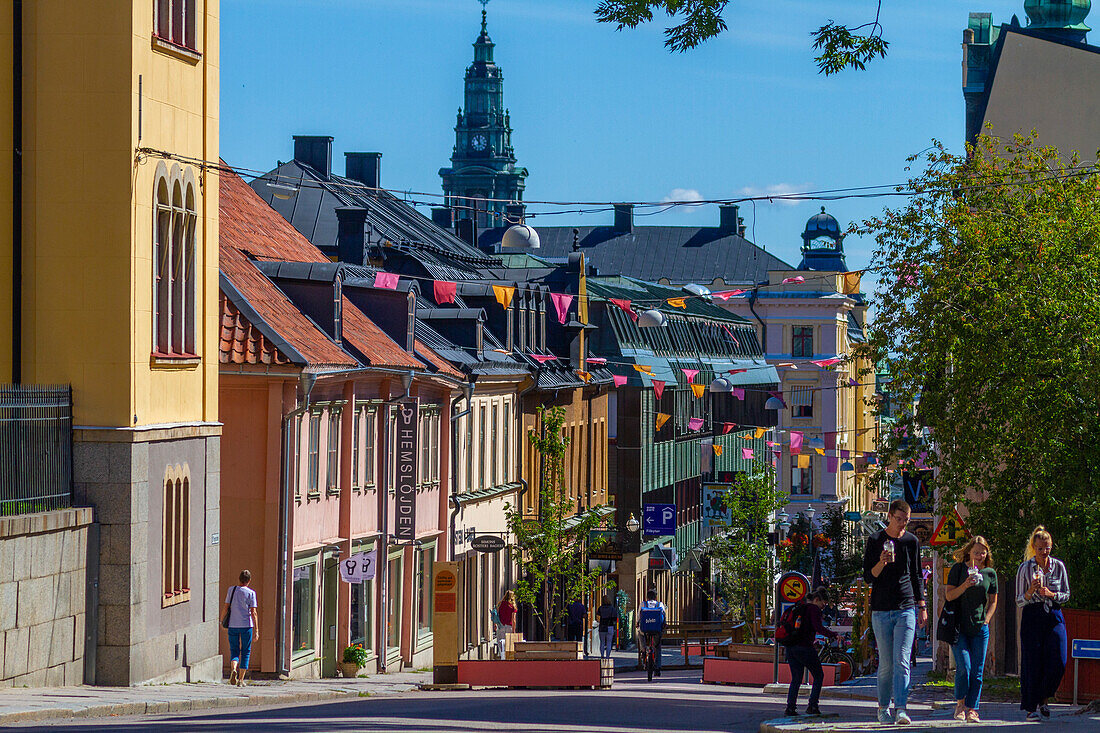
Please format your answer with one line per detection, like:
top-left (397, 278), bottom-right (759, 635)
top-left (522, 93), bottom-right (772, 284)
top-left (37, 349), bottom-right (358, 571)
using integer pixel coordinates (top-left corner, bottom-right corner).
top-left (335, 206), bottom-right (369, 265)
top-left (345, 152), bottom-right (382, 189)
top-left (738, 218), bottom-right (747, 238)
top-left (613, 203), bottom-right (633, 234)
top-left (431, 207), bottom-right (453, 230)
top-left (505, 202), bottom-right (526, 225)
top-left (718, 204), bottom-right (740, 233)
top-left (292, 135), bottom-right (333, 179)
top-left (455, 218), bottom-right (478, 248)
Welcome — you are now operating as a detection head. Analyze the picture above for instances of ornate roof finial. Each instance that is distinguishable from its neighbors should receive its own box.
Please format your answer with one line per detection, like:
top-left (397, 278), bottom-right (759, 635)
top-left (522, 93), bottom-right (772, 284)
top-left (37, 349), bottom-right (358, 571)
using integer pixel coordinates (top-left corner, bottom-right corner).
top-left (479, 0), bottom-right (489, 34)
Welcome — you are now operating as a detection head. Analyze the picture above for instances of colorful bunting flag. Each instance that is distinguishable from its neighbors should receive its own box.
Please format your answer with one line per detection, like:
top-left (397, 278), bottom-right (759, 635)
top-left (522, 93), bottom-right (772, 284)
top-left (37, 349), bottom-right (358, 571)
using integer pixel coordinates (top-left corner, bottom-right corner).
top-left (652, 380), bottom-right (665, 400)
top-left (766, 441), bottom-right (779, 448)
top-left (688, 417), bottom-right (704, 431)
top-left (667, 297), bottom-right (687, 309)
top-left (586, 357), bottom-right (607, 365)
top-left (728, 368), bottom-right (747, 375)
top-left (550, 292), bottom-right (574, 324)
top-left (812, 358), bottom-right (842, 368)
top-left (840, 449), bottom-right (850, 459)
top-left (769, 391), bottom-right (787, 407)
top-left (682, 368), bottom-right (700, 382)
top-left (776, 362), bottom-right (797, 369)
top-left (713, 445), bottom-right (723, 457)
top-left (827, 456), bottom-right (838, 473)
top-left (732, 388), bottom-right (745, 400)
top-left (841, 271), bottom-right (862, 295)
top-left (797, 454), bottom-right (811, 468)
top-left (493, 285), bottom-right (515, 310)
top-left (742, 448), bottom-right (754, 460)
top-left (530, 354), bottom-right (557, 364)
top-left (754, 427), bottom-right (767, 439)
top-left (789, 431), bottom-right (803, 454)
top-left (824, 433), bottom-right (836, 451)
top-left (374, 272), bottom-right (399, 290)
top-left (848, 377), bottom-right (859, 387)
top-left (610, 298), bottom-right (638, 321)
top-left (434, 280), bottom-right (457, 305)
top-left (713, 289), bottom-right (746, 301)
top-left (633, 364), bottom-right (653, 374)
top-left (782, 276), bottom-right (806, 284)
top-left (613, 375), bottom-right (628, 387)
top-left (741, 434), bottom-right (754, 441)
top-left (655, 413), bottom-right (671, 431)
top-left (576, 371), bottom-right (592, 382)
top-left (815, 447), bottom-right (826, 456)
top-left (691, 383), bottom-right (706, 398)
top-left (721, 423), bottom-right (736, 434)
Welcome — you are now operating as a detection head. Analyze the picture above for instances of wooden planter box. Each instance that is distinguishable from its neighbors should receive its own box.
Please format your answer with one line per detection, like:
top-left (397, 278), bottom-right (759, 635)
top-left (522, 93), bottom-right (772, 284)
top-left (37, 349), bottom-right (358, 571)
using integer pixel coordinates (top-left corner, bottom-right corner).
top-left (457, 658), bottom-right (609, 689)
top-left (725, 643), bottom-right (777, 662)
top-left (513, 641), bottom-right (583, 660)
top-left (702, 656), bottom-right (841, 687)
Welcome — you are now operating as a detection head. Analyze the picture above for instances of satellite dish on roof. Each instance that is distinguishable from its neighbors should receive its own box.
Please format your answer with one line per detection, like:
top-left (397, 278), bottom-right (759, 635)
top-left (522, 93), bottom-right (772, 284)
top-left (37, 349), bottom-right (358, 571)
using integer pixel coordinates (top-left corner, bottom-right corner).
top-left (501, 224), bottom-right (540, 249)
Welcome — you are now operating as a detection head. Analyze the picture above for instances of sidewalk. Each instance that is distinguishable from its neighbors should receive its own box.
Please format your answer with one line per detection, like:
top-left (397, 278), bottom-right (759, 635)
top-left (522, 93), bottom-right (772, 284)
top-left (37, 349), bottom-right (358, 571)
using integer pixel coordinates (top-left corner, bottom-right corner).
top-left (763, 658), bottom-right (937, 703)
top-left (759, 701), bottom-right (1100, 732)
top-left (0, 671), bottom-right (430, 727)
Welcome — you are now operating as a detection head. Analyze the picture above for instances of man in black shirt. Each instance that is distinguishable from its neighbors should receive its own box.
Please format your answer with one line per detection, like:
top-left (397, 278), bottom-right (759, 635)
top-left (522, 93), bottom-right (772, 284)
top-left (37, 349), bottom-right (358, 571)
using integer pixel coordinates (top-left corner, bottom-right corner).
top-left (863, 500), bottom-right (927, 725)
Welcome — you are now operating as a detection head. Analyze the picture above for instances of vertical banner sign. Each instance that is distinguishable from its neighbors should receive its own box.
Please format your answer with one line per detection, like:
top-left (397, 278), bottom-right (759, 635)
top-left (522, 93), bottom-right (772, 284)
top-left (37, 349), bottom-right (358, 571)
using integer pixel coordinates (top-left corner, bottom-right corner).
top-left (432, 561), bottom-right (460, 684)
top-left (394, 400), bottom-right (419, 543)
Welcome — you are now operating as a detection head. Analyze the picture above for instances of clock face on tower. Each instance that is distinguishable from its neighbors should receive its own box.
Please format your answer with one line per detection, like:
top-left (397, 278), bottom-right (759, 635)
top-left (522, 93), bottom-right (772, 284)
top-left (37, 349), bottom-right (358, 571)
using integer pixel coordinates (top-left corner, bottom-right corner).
top-left (470, 134), bottom-right (488, 152)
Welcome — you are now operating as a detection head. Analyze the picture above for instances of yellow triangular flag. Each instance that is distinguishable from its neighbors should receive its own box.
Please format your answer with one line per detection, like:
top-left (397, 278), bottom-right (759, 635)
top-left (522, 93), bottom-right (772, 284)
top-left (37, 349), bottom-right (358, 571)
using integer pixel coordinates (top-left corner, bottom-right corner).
top-left (576, 370), bottom-right (591, 382)
top-left (493, 284), bottom-right (515, 309)
top-left (842, 271), bottom-right (862, 295)
top-left (667, 297), bottom-right (687, 309)
top-left (655, 413), bottom-right (671, 431)
top-left (754, 427), bottom-right (767, 439)
top-left (713, 445), bottom-right (723, 457)
top-left (741, 434), bottom-right (753, 441)
top-left (691, 383), bottom-right (705, 398)
top-left (634, 364), bottom-right (653, 374)
top-left (815, 447), bottom-right (825, 455)
top-left (797, 454), bottom-right (811, 468)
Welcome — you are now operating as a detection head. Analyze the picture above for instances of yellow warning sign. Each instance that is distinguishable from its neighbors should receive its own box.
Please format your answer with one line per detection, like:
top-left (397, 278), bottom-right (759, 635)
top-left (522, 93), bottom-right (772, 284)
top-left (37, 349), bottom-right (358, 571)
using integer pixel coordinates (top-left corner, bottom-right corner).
top-left (930, 510), bottom-right (969, 547)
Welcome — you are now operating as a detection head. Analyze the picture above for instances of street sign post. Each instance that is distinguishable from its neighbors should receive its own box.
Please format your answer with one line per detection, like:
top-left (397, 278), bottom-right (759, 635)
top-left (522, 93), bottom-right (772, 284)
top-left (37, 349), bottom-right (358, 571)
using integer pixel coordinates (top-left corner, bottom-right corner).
top-left (642, 503), bottom-right (676, 536)
top-left (774, 571), bottom-right (810, 684)
top-left (1071, 639), bottom-right (1100, 704)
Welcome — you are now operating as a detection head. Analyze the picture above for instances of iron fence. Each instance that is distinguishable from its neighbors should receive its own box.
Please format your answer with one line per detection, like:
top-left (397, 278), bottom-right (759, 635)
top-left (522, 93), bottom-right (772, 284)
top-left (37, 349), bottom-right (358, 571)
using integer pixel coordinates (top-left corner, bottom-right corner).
top-left (0, 384), bottom-right (73, 515)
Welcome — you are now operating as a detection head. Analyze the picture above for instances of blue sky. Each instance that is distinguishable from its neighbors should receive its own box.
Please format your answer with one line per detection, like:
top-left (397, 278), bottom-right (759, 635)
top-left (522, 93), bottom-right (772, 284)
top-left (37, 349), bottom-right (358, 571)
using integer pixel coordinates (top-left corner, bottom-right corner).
top-left (221, 0), bottom-right (1029, 273)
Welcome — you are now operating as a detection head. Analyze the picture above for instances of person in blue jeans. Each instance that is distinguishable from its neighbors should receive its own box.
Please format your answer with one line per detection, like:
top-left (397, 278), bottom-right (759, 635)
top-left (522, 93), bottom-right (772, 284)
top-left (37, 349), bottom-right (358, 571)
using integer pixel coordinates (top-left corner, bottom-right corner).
top-left (944, 536), bottom-right (998, 723)
top-left (863, 500), bottom-right (927, 725)
top-left (224, 569), bottom-right (259, 686)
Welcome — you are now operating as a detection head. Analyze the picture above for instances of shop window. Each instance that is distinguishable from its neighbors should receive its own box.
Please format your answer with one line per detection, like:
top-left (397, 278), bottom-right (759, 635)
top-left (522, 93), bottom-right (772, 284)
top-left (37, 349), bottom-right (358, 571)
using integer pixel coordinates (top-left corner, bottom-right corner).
top-left (418, 545), bottom-right (436, 633)
top-left (292, 562), bottom-right (315, 656)
top-left (162, 467), bottom-right (190, 607)
top-left (387, 555), bottom-right (403, 651)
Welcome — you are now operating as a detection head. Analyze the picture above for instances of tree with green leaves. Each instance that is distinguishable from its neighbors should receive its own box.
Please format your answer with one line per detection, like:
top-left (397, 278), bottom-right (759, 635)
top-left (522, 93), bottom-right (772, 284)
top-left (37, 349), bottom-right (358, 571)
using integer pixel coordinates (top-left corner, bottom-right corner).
top-left (704, 462), bottom-right (786, 643)
top-left (594, 0), bottom-right (888, 74)
top-left (505, 405), bottom-right (608, 640)
top-left (858, 132), bottom-right (1100, 609)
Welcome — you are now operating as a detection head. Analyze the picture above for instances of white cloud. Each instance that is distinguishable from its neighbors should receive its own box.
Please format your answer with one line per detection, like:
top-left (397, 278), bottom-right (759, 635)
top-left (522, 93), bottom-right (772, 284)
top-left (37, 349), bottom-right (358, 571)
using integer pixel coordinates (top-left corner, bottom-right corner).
top-left (662, 188), bottom-right (705, 212)
top-left (737, 182), bottom-right (812, 207)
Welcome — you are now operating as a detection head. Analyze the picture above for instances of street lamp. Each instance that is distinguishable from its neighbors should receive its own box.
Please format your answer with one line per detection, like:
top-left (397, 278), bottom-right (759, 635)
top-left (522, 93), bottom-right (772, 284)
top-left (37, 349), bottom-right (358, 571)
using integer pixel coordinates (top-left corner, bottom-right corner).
top-left (625, 513), bottom-right (641, 533)
top-left (638, 309), bottom-right (668, 328)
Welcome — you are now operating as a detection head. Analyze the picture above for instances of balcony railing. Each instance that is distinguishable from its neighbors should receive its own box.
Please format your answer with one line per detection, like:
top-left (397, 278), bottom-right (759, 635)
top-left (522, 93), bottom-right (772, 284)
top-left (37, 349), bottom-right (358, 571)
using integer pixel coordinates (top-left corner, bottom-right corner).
top-left (0, 385), bottom-right (73, 515)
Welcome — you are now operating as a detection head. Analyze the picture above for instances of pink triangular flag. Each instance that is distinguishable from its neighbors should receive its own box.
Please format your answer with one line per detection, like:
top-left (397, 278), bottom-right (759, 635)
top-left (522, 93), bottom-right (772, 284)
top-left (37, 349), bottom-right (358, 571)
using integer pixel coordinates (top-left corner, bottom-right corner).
top-left (721, 422), bottom-right (736, 434)
top-left (609, 298), bottom-right (638, 321)
top-left (586, 357), bottom-right (607, 365)
top-left (688, 417), bottom-right (704, 431)
top-left (531, 354), bottom-right (557, 364)
top-left (713, 289), bottom-right (745, 301)
top-left (728, 368), bottom-right (747, 375)
top-left (374, 272), bottom-right (399, 289)
top-left (652, 380), bottom-right (665, 400)
top-left (812, 358), bottom-right (841, 368)
top-left (434, 280), bottom-right (457, 305)
top-left (742, 448), bottom-right (754, 460)
top-left (731, 388), bottom-right (744, 400)
top-left (782, 276), bottom-right (806, 284)
top-left (766, 441), bottom-right (779, 448)
top-left (551, 292), bottom-right (574, 324)
top-left (682, 368), bottom-right (699, 383)
top-left (613, 375), bottom-right (628, 387)
top-left (827, 456), bottom-right (838, 473)
top-left (789, 431), bottom-right (803, 454)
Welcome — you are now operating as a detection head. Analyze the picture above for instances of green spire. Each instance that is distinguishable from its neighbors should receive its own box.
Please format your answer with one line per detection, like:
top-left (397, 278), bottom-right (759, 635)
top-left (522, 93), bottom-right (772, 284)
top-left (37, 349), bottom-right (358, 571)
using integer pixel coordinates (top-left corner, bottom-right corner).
top-left (1024, 0), bottom-right (1091, 34)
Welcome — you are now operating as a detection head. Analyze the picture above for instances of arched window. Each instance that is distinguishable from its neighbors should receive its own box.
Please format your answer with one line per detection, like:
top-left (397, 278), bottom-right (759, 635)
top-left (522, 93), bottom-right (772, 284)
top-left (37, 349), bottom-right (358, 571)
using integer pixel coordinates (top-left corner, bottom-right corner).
top-left (153, 171), bottom-right (198, 356)
top-left (162, 466), bottom-right (191, 607)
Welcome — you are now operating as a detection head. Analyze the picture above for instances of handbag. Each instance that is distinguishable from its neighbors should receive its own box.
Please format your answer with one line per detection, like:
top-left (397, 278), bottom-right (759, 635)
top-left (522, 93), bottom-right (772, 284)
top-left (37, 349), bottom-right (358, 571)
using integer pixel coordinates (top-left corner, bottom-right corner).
top-left (936, 598), bottom-right (959, 646)
top-left (222, 586), bottom-right (238, 629)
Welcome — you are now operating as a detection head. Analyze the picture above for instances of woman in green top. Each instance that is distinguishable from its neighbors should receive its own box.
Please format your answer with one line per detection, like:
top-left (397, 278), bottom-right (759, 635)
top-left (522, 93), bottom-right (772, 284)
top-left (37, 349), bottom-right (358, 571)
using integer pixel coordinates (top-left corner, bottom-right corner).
top-left (944, 535), bottom-right (998, 723)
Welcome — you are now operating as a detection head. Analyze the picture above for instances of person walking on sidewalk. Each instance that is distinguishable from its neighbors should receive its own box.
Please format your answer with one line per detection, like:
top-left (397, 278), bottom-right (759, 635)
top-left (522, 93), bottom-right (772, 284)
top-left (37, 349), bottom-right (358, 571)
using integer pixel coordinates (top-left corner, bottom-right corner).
top-left (945, 536), bottom-right (998, 723)
top-left (863, 499), bottom-right (927, 725)
top-left (1016, 526), bottom-right (1071, 722)
top-left (567, 597), bottom-right (588, 643)
top-left (224, 570), bottom-right (259, 686)
top-left (597, 595), bottom-right (619, 659)
top-left (496, 590), bottom-right (518, 659)
top-left (784, 589), bottom-right (838, 718)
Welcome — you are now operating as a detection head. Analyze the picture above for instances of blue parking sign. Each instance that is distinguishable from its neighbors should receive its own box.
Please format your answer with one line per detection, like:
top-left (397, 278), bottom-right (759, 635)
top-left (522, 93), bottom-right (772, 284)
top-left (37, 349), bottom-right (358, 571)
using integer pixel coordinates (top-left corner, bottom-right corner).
top-left (643, 503), bottom-right (676, 536)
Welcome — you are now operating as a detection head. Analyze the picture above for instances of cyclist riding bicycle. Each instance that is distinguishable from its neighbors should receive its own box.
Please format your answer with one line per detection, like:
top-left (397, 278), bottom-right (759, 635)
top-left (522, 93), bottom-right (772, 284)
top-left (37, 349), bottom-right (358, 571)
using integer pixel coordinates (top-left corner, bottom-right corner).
top-left (637, 589), bottom-right (668, 678)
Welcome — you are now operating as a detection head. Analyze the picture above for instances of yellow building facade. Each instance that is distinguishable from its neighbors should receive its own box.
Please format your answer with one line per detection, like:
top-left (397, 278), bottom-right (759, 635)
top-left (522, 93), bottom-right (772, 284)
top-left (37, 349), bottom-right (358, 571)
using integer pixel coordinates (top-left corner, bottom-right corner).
top-left (0, 1), bottom-right (222, 684)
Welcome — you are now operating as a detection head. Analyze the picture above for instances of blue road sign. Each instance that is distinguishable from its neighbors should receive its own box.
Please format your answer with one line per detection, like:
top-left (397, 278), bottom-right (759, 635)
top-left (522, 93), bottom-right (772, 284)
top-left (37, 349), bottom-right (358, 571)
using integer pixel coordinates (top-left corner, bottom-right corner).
top-left (643, 503), bottom-right (676, 535)
top-left (1072, 639), bottom-right (1100, 659)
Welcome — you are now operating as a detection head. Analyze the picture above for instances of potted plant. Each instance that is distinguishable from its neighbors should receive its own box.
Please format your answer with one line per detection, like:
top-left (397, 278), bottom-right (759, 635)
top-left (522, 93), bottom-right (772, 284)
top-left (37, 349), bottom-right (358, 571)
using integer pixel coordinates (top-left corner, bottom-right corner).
top-left (340, 643), bottom-right (369, 679)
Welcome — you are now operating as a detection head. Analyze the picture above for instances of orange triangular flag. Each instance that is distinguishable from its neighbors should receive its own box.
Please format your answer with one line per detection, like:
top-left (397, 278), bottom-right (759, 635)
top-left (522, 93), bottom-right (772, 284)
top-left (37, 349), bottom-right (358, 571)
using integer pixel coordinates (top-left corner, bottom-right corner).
top-left (655, 413), bottom-right (671, 431)
top-left (754, 427), bottom-right (767, 439)
top-left (691, 383), bottom-right (705, 398)
top-left (576, 370), bottom-right (591, 382)
top-left (667, 297), bottom-right (687, 309)
top-left (713, 445), bottom-right (723, 457)
top-left (814, 447), bottom-right (825, 455)
top-left (493, 285), bottom-right (515, 309)
top-left (633, 364), bottom-right (653, 374)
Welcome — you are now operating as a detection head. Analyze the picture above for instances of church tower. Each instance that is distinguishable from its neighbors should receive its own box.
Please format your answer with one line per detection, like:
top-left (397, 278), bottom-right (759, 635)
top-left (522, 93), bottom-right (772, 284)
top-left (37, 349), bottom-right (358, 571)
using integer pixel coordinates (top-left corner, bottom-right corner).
top-left (439, 4), bottom-right (527, 228)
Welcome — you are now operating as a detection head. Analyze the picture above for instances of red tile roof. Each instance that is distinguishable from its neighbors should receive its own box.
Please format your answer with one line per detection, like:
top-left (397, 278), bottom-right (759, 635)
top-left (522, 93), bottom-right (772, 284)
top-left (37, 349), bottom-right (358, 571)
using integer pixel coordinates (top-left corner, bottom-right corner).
top-left (220, 166), bottom-right (447, 374)
top-left (219, 292), bottom-right (292, 365)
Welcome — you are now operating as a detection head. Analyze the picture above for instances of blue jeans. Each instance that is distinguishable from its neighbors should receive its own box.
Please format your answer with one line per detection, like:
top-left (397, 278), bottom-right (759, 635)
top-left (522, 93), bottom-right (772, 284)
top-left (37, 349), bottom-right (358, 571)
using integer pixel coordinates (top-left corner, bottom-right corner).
top-left (872, 609), bottom-right (917, 710)
top-left (600, 628), bottom-right (616, 658)
top-left (228, 627), bottom-right (253, 670)
top-left (953, 624), bottom-right (989, 709)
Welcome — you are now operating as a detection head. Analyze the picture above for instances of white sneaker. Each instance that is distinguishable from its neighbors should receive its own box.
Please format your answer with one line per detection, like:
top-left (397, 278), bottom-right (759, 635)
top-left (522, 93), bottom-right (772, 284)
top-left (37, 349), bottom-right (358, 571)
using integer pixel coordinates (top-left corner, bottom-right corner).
top-left (877, 707), bottom-right (894, 724)
top-left (895, 709), bottom-right (912, 725)
top-left (1026, 711), bottom-right (1042, 722)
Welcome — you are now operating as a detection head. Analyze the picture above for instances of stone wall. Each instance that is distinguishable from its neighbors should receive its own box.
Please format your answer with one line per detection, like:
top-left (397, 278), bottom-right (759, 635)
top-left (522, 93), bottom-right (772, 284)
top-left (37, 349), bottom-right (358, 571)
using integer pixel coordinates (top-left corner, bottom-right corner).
top-left (0, 508), bottom-right (94, 687)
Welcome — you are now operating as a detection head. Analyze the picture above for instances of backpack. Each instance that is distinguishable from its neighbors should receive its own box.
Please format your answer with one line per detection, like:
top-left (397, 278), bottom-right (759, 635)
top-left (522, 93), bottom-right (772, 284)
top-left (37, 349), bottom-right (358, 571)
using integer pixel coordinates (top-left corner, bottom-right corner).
top-left (775, 603), bottom-right (806, 646)
top-left (638, 602), bottom-right (666, 633)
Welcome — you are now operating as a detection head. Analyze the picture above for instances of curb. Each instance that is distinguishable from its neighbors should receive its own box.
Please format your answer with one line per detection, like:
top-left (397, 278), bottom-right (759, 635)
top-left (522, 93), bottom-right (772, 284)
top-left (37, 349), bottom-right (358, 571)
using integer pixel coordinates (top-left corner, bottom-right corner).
top-left (0, 687), bottom-right (391, 726)
top-left (762, 683), bottom-right (878, 702)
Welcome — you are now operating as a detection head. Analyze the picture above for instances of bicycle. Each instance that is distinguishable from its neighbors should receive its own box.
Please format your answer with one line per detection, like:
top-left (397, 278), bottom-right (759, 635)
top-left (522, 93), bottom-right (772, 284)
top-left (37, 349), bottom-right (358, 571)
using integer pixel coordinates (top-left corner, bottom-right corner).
top-left (816, 636), bottom-right (855, 680)
top-left (642, 632), bottom-right (660, 681)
